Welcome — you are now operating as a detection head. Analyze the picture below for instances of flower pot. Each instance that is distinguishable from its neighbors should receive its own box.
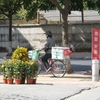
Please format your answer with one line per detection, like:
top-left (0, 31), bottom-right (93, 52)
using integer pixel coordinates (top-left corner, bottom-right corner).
top-left (15, 79), bottom-right (22, 84)
top-left (3, 78), bottom-right (7, 84)
top-left (33, 79), bottom-right (37, 84)
top-left (21, 73), bottom-right (26, 84)
top-left (7, 78), bottom-right (13, 84)
top-left (27, 78), bottom-right (33, 84)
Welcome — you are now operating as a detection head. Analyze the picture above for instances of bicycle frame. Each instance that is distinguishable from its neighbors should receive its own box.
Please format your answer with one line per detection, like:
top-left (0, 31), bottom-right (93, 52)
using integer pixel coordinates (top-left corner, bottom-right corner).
top-left (38, 58), bottom-right (48, 71)
top-left (28, 50), bottom-right (67, 77)
top-left (38, 57), bottom-right (57, 71)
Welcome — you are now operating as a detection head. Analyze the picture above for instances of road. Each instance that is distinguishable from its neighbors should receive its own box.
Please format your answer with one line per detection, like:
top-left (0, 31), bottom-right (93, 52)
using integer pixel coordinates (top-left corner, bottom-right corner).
top-left (0, 51), bottom-right (92, 72)
top-left (71, 59), bottom-right (91, 71)
top-left (38, 59), bottom-right (91, 72)
top-left (0, 57), bottom-right (92, 72)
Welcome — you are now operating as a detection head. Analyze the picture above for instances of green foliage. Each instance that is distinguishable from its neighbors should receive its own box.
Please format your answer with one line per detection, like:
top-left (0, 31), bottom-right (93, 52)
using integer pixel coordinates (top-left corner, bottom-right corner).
top-left (71, 0), bottom-right (100, 12)
top-left (0, 0), bottom-right (100, 20)
top-left (26, 61), bottom-right (39, 78)
top-left (13, 7), bottom-right (27, 19)
top-left (71, 0), bottom-right (83, 11)
top-left (1, 60), bottom-right (14, 78)
top-left (0, 15), bottom-right (7, 19)
top-left (23, 0), bottom-right (56, 20)
top-left (85, 0), bottom-right (100, 13)
top-left (13, 59), bottom-right (26, 79)
top-left (0, 0), bottom-right (23, 17)
top-left (1, 59), bottom-right (39, 79)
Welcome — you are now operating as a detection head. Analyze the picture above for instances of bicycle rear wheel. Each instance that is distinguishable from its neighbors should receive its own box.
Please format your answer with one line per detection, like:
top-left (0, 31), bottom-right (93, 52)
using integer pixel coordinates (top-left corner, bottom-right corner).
top-left (51, 60), bottom-right (67, 78)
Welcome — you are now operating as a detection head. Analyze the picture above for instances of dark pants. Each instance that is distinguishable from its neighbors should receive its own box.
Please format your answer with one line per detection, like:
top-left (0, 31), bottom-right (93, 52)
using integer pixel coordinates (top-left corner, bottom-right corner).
top-left (41, 53), bottom-right (51, 69)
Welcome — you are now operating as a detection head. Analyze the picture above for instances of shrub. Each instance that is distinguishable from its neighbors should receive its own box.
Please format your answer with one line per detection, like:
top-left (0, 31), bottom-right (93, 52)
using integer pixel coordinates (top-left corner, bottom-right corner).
top-left (12, 46), bottom-right (29, 62)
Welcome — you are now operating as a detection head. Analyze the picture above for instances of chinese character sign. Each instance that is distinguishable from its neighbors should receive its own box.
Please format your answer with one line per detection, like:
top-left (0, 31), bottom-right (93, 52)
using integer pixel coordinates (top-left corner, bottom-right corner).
top-left (92, 28), bottom-right (100, 60)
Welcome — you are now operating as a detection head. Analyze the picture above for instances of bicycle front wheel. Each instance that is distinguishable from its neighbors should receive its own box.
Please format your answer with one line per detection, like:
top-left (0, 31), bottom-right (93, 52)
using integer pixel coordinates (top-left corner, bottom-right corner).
top-left (51, 60), bottom-right (67, 78)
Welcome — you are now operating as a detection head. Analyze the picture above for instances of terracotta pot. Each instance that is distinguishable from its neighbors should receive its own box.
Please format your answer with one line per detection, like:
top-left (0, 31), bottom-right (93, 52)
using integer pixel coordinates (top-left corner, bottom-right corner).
top-left (7, 78), bottom-right (13, 84)
top-left (15, 79), bottom-right (22, 84)
top-left (21, 73), bottom-right (26, 84)
top-left (27, 78), bottom-right (33, 84)
top-left (3, 78), bottom-right (7, 84)
top-left (33, 79), bottom-right (37, 84)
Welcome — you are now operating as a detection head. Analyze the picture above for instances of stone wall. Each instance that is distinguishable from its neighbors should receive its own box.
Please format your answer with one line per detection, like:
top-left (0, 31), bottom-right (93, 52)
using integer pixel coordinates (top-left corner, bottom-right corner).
top-left (0, 23), bottom-right (100, 52)
top-left (0, 24), bottom-right (62, 51)
top-left (68, 23), bottom-right (100, 51)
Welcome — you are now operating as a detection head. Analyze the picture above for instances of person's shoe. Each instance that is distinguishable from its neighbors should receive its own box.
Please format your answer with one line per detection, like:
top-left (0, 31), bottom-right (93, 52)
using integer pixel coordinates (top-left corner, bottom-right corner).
top-left (46, 67), bottom-right (52, 73)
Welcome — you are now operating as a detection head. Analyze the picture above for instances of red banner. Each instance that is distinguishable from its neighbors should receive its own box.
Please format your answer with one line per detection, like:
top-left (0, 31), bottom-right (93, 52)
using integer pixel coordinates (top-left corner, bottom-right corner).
top-left (92, 28), bottom-right (100, 60)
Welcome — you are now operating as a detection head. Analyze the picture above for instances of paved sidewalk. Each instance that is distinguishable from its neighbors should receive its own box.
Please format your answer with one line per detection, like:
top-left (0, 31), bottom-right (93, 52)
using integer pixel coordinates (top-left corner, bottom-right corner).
top-left (0, 71), bottom-right (100, 100)
top-left (37, 71), bottom-right (99, 86)
top-left (1, 52), bottom-right (100, 100)
top-left (0, 71), bottom-right (96, 86)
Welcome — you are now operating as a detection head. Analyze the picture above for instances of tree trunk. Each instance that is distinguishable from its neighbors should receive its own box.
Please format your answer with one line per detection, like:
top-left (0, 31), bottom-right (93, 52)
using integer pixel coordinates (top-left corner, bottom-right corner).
top-left (8, 15), bottom-right (12, 55)
top-left (61, 11), bottom-right (73, 74)
top-left (81, 9), bottom-right (84, 23)
top-left (62, 12), bottom-right (69, 46)
top-left (81, 0), bottom-right (84, 23)
top-left (49, 0), bottom-right (73, 73)
top-left (8, 41), bottom-right (12, 56)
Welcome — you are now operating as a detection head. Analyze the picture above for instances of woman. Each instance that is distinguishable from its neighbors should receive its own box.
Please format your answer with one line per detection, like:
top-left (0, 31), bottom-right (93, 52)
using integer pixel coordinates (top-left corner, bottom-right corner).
top-left (38, 30), bottom-right (55, 73)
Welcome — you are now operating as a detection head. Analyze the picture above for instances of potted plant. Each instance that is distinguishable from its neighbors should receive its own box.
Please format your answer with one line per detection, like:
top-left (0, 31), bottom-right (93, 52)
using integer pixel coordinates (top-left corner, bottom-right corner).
top-left (26, 61), bottom-right (34, 84)
top-left (26, 61), bottom-right (39, 84)
top-left (13, 59), bottom-right (25, 84)
top-left (32, 62), bottom-right (39, 84)
top-left (1, 46), bottom-right (39, 85)
top-left (1, 60), bottom-right (14, 84)
top-left (12, 46), bottom-right (29, 84)
top-left (0, 64), bottom-right (8, 84)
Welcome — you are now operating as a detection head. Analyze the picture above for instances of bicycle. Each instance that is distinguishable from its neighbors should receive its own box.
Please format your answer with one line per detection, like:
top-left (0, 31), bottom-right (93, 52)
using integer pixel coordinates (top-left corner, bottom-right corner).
top-left (28, 51), bottom-right (68, 78)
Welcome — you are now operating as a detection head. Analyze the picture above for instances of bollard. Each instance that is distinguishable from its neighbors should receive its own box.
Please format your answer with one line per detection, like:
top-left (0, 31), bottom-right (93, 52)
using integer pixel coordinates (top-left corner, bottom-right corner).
top-left (92, 60), bottom-right (99, 81)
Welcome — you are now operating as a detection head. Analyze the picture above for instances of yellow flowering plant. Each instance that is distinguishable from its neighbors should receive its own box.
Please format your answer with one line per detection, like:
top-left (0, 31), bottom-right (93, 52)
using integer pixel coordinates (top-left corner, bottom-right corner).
top-left (12, 46), bottom-right (29, 62)
top-left (0, 64), bottom-right (7, 78)
top-left (1, 59), bottom-right (14, 78)
top-left (25, 61), bottom-right (39, 78)
top-left (1, 46), bottom-right (39, 83)
top-left (13, 59), bottom-right (27, 79)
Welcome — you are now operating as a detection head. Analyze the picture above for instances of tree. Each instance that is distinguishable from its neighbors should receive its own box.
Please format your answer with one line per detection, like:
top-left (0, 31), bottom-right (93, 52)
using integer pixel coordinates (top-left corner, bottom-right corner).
top-left (24, 0), bottom-right (73, 73)
top-left (24, 0), bottom-right (100, 73)
top-left (44, 0), bottom-right (72, 73)
top-left (0, 0), bottom-right (25, 55)
top-left (86, 0), bottom-right (100, 12)
top-left (71, 0), bottom-right (100, 23)
top-left (25, 0), bottom-right (71, 46)
top-left (71, 0), bottom-right (84, 23)
top-left (49, 0), bottom-right (71, 46)
top-left (22, 0), bottom-right (100, 47)
top-left (49, 0), bottom-right (73, 73)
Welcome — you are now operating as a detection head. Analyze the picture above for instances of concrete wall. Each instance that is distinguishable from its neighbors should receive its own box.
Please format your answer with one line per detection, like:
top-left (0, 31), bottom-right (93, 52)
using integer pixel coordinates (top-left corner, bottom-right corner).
top-left (0, 23), bottom-right (100, 52)
top-left (0, 24), bottom-right (62, 51)
top-left (68, 23), bottom-right (100, 51)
